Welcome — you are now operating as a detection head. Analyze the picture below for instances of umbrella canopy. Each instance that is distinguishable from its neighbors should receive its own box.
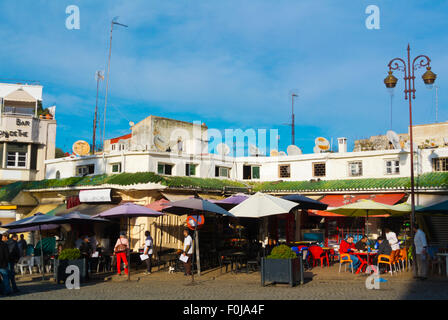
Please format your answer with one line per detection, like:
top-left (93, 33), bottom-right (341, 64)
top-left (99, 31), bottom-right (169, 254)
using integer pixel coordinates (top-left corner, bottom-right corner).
top-left (229, 192), bottom-right (298, 218)
top-left (211, 193), bottom-right (249, 209)
top-left (282, 194), bottom-right (328, 210)
top-left (328, 199), bottom-right (402, 217)
top-left (416, 200), bottom-right (448, 215)
top-left (3, 213), bottom-right (62, 230)
top-left (146, 199), bottom-right (171, 211)
top-left (162, 197), bottom-right (234, 216)
top-left (4, 224), bottom-right (60, 233)
top-left (93, 202), bottom-right (164, 218)
top-left (55, 211), bottom-right (110, 224)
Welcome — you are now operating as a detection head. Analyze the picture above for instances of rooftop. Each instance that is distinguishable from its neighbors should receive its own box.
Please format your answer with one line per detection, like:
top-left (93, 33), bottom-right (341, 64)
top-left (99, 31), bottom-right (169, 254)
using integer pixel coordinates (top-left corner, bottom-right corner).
top-left (1, 171), bottom-right (448, 203)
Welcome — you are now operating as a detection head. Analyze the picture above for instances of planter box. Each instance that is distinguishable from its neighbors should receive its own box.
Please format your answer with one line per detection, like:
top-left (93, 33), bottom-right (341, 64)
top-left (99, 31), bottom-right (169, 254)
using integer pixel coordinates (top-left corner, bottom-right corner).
top-left (54, 259), bottom-right (86, 284)
top-left (261, 257), bottom-right (304, 287)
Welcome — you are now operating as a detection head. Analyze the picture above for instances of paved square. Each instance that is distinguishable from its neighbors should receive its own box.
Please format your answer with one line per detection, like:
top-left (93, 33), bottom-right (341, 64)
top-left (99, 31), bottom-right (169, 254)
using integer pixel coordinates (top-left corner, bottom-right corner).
top-left (5, 265), bottom-right (448, 300)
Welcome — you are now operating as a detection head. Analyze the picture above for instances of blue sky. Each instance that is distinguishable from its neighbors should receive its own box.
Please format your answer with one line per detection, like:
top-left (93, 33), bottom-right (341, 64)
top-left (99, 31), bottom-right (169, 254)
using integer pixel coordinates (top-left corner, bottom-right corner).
top-left (1, 0), bottom-right (447, 154)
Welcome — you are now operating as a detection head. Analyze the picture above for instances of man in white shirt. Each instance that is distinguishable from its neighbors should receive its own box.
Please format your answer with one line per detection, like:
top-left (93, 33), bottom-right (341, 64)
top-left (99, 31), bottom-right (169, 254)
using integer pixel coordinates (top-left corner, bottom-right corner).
top-left (182, 229), bottom-right (194, 276)
top-left (413, 224), bottom-right (428, 280)
top-left (144, 231), bottom-right (154, 275)
top-left (385, 228), bottom-right (400, 266)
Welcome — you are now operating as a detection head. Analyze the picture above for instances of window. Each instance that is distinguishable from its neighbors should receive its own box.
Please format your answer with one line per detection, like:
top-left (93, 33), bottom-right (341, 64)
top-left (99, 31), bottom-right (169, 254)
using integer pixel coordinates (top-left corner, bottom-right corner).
top-left (30, 144), bottom-right (38, 170)
top-left (348, 161), bottom-right (363, 177)
top-left (313, 162), bottom-right (326, 177)
top-left (279, 164), bottom-right (291, 178)
top-left (243, 165), bottom-right (260, 180)
top-left (111, 163), bottom-right (122, 173)
top-left (433, 157), bottom-right (448, 172)
top-left (385, 159), bottom-right (400, 175)
top-left (215, 166), bottom-right (230, 178)
top-left (6, 143), bottom-right (27, 168)
top-left (158, 163), bottom-right (173, 175)
top-left (76, 164), bottom-right (95, 176)
top-left (56, 171), bottom-right (61, 179)
top-left (185, 164), bottom-right (196, 176)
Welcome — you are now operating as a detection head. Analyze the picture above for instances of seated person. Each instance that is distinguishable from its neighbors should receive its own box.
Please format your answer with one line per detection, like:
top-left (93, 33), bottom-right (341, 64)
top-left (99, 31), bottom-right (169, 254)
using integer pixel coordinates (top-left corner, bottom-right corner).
top-left (373, 236), bottom-right (392, 268)
top-left (339, 236), bottom-right (361, 271)
top-left (355, 236), bottom-right (369, 251)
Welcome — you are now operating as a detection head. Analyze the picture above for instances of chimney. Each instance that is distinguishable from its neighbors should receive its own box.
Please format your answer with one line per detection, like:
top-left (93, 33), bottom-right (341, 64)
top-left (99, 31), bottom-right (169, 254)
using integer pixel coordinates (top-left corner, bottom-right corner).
top-left (337, 137), bottom-right (347, 153)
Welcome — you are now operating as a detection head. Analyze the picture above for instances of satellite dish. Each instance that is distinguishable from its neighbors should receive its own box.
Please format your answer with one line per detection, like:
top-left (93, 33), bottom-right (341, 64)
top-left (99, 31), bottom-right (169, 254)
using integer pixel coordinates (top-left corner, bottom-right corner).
top-left (129, 121), bottom-right (135, 127)
top-left (386, 130), bottom-right (400, 149)
top-left (249, 144), bottom-right (263, 156)
top-left (72, 140), bottom-right (90, 156)
top-left (287, 145), bottom-right (302, 156)
top-left (154, 135), bottom-right (169, 151)
top-left (315, 137), bottom-right (330, 151)
top-left (278, 151), bottom-right (287, 156)
top-left (216, 143), bottom-right (230, 156)
top-left (403, 141), bottom-right (418, 153)
top-left (270, 150), bottom-right (279, 157)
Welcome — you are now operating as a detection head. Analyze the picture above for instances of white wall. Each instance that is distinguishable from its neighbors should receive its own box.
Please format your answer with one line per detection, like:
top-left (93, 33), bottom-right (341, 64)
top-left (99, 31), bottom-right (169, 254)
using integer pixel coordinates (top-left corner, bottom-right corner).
top-left (45, 147), bottom-right (448, 182)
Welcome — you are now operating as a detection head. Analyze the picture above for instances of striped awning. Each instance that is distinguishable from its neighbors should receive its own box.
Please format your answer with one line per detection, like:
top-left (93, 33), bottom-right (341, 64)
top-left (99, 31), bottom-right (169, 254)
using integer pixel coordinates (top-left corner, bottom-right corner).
top-left (23, 203), bottom-right (62, 218)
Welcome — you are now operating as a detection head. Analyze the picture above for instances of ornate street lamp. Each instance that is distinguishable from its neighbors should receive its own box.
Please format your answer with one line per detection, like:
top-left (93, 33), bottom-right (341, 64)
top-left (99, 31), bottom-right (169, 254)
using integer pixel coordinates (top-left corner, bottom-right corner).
top-left (384, 44), bottom-right (437, 254)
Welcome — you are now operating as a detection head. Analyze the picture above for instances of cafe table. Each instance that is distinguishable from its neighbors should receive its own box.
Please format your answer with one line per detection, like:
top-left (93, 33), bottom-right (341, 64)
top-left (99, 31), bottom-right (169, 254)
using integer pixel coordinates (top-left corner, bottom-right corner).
top-left (436, 253), bottom-right (448, 277)
top-left (354, 251), bottom-right (378, 274)
top-left (223, 251), bottom-right (247, 273)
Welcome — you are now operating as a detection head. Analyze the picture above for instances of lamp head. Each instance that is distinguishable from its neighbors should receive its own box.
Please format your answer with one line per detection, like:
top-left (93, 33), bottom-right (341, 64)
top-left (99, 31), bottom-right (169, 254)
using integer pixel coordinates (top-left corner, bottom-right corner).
top-left (422, 66), bottom-right (437, 88)
top-left (384, 71), bottom-right (398, 89)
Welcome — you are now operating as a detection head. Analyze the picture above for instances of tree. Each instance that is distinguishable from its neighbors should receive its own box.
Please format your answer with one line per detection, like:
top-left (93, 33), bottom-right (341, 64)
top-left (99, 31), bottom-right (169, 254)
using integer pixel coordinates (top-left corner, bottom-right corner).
top-left (55, 148), bottom-right (66, 158)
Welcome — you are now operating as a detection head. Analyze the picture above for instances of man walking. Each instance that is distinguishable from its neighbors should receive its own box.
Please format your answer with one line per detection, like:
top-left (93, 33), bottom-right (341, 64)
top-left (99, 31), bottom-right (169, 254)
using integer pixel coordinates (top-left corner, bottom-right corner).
top-left (5, 233), bottom-right (20, 293)
top-left (143, 231), bottom-right (153, 275)
top-left (182, 229), bottom-right (194, 276)
top-left (413, 224), bottom-right (428, 280)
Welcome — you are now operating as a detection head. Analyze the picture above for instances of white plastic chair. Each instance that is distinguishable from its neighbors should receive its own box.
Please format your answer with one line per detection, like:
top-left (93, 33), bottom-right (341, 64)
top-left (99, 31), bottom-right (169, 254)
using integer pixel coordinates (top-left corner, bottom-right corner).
top-left (32, 256), bottom-right (44, 273)
top-left (16, 256), bottom-right (33, 275)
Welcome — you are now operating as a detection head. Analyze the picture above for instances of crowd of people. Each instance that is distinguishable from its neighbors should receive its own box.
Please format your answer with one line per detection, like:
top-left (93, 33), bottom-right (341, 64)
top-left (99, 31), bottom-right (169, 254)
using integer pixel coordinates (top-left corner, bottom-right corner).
top-left (338, 225), bottom-right (428, 279)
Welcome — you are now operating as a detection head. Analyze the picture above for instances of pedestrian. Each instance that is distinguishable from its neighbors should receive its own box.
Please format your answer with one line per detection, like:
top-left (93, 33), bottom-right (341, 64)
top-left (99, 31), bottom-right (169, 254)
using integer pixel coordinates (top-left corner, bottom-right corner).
top-left (0, 233), bottom-right (11, 296)
top-left (143, 231), bottom-right (153, 275)
top-left (385, 228), bottom-right (400, 267)
top-left (181, 229), bottom-right (194, 276)
top-left (114, 232), bottom-right (129, 276)
top-left (413, 224), bottom-right (428, 281)
top-left (18, 234), bottom-right (27, 257)
top-left (6, 233), bottom-right (20, 293)
top-left (79, 236), bottom-right (92, 280)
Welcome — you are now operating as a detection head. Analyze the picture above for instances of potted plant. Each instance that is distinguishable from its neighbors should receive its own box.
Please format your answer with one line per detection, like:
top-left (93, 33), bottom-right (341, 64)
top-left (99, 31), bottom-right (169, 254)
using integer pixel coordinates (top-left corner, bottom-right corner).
top-left (261, 244), bottom-right (304, 287)
top-left (54, 248), bottom-right (86, 284)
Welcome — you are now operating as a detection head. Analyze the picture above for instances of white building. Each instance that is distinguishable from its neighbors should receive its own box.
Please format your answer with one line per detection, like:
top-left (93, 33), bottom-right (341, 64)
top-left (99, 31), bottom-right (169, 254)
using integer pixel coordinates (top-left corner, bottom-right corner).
top-left (0, 82), bottom-right (56, 185)
top-left (45, 116), bottom-right (448, 184)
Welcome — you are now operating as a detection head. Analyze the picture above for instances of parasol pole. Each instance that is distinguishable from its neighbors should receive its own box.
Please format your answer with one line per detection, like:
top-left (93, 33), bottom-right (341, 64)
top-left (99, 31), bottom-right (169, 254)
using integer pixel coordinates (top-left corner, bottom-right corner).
top-left (195, 223), bottom-right (201, 276)
top-left (127, 216), bottom-right (131, 281)
top-left (39, 225), bottom-right (45, 281)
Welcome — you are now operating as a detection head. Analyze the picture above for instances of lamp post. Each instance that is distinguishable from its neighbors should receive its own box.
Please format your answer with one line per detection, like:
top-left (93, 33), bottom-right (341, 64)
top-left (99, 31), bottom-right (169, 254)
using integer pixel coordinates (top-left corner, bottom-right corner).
top-left (102, 17), bottom-right (128, 150)
top-left (384, 44), bottom-right (437, 247)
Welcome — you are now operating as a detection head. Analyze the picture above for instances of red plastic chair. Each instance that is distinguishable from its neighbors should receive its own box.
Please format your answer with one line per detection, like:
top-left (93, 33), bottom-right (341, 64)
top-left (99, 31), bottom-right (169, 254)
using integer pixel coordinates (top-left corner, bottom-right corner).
top-left (309, 246), bottom-right (329, 268)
